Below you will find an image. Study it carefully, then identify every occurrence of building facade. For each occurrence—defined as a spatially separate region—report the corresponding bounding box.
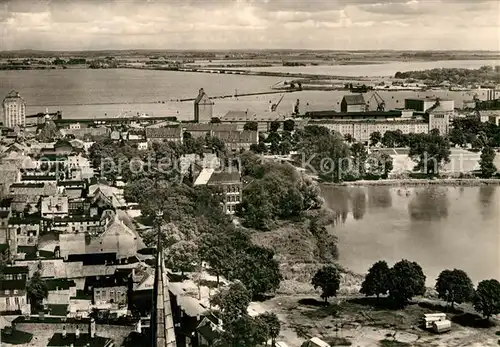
[2,91,26,128]
[194,88,214,123]
[341,94,366,113]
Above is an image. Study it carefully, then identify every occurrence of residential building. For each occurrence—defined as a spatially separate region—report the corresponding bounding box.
[59,216,138,259]
[44,278,77,306]
[61,127,110,141]
[221,110,288,132]
[207,171,242,215]
[212,130,258,152]
[194,88,214,123]
[196,315,224,347]
[41,196,69,219]
[183,123,238,138]
[194,169,242,215]
[145,127,183,144]
[0,265,30,314]
[85,272,130,306]
[2,90,26,128]
[341,94,366,113]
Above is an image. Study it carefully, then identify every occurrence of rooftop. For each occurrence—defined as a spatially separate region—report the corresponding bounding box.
[207,171,240,185]
[342,94,366,105]
[47,333,114,347]
[145,127,182,139]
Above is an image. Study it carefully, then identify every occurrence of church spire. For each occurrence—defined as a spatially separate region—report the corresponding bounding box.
[151,210,176,347]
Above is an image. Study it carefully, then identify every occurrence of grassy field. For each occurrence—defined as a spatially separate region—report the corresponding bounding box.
[254,294,499,347]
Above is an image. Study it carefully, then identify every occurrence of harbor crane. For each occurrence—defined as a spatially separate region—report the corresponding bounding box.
[367,91,386,111]
[270,94,284,112]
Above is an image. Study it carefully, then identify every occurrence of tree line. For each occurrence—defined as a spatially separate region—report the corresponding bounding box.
[312,260,500,320]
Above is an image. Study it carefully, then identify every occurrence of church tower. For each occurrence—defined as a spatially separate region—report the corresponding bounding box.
[151,211,176,347]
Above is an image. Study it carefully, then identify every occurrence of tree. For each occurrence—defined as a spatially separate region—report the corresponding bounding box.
[165,241,198,276]
[387,260,426,307]
[270,121,280,133]
[479,146,497,178]
[232,246,282,298]
[210,281,251,323]
[360,261,390,299]
[283,119,295,132]
[408,132,451,175]
[344,133,354,143]
[244,121,258,131]
[435,269,474,308]
[351,142,368,176]
[257,312,281,347]
[311,265,341,303]
[219,315,268,347]
[369,131,382,146]
[27,271,48,311]
[473,279,500,320]
[198,233,231,286]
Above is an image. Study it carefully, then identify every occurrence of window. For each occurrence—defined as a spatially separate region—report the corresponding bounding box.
[13,289,18,294]
[5,289,10,295]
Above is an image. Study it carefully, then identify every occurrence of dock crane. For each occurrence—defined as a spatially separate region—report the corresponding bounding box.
[270,94,284,112]
[367,91,386,111]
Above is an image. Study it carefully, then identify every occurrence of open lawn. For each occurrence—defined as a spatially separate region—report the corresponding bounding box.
[252,295,499,347]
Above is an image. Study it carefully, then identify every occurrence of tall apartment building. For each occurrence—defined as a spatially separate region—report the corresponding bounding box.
[2,91,26,128]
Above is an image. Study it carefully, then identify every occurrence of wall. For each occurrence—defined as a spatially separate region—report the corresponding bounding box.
[13,321,135,346]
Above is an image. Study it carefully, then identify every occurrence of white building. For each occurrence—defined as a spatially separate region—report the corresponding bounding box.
[2,90,26,128]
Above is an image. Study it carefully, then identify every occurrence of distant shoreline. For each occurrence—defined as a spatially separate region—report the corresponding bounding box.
[327,178,500,187]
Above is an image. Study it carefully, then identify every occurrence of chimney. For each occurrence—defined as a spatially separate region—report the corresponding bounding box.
[75,326,80,339]
[62,326,67,338]
[89,318,96,338]
[199,88,204,96]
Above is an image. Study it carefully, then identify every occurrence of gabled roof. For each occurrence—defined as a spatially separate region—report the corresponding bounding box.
[194,88,213,105]
[207,171,240,185]
[342,94,366,105]
[145,127,182,139]
[212,130,258,144]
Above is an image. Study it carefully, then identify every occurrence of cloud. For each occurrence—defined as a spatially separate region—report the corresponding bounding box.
[0,0,497,50]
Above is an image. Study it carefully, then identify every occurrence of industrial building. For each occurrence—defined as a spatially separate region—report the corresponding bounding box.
[2,90,26,128]
[193,88,213,123]
[305,96,453,143]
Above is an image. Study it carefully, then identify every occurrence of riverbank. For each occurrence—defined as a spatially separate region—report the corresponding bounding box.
[329,178,500,187]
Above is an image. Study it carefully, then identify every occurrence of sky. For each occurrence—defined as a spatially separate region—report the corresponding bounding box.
[0,0,499,51]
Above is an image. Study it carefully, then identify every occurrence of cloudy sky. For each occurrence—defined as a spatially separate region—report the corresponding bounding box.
[0,0,498,51]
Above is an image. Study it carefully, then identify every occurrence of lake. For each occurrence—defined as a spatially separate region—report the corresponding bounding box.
[321,185,500,286]
[0,59,498,119]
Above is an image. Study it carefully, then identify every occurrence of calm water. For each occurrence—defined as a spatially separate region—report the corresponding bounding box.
[321,185,500,286]
[0,59,497,119]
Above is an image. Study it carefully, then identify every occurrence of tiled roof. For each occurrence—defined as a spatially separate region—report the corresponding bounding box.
[183,123,237,133]
[194,88,213,105]
[59,217,137,259]
[207,171,240,185]
[2,266,29,275]
[10,182,57,196]
[85,272,129,289]
[145,127,182,139]
[342,94,366,105]
[212,130,258,144]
